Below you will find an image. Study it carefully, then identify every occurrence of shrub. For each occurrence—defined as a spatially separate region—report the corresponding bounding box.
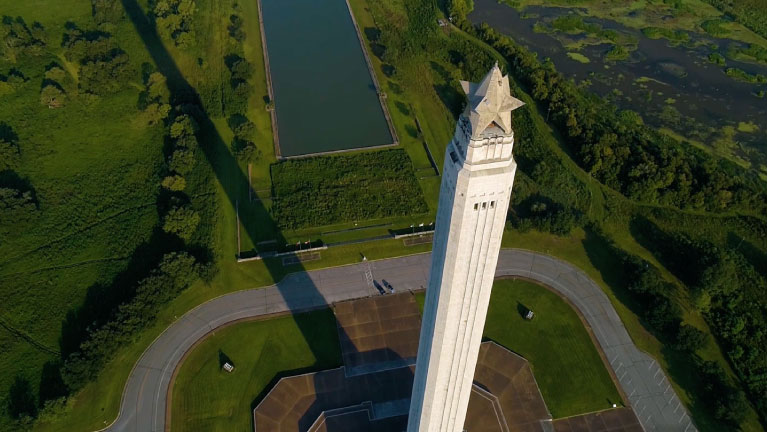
[271,149,428,229]
[673,323,707,352]
[0,187,36,223]
[0,138,19,171]
[40,84,66,108]
[91,0,124,24]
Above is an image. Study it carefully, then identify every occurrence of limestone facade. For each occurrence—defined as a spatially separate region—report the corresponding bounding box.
[407,63,524,432]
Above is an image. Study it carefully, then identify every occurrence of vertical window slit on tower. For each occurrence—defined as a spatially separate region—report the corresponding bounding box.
[490,201,495,208]
[473,203,478,210]
[482,202,487,209]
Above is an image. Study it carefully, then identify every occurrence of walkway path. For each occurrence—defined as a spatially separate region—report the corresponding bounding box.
[104,250,695,432]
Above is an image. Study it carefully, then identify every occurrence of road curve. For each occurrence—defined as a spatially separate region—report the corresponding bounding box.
[103,249,695,432]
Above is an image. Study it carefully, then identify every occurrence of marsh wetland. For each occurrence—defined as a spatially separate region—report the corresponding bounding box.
[469,0,767,174]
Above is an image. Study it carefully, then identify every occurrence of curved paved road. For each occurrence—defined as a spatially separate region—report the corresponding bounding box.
[104,249,695,432]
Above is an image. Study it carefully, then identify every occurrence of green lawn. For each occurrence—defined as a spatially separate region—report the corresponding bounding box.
[484,278,621,417]
[170,309,341,431]
[416,278,622,418]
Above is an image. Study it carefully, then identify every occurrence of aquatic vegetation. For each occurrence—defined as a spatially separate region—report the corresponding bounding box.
[566,51,590,63]
[708,52,726,66]
[604,44,629,61]
[725,67,767,84]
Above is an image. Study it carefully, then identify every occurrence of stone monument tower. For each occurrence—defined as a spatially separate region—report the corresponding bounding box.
[407,63,524,432]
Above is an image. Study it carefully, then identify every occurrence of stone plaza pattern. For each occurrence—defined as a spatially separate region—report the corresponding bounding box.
[407,63,526,432]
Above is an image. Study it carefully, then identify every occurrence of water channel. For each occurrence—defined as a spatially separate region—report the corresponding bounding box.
[468,0,767,169]
[260,0,393,157]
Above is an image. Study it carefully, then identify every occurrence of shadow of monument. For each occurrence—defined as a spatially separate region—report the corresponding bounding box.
[117,0,337,387]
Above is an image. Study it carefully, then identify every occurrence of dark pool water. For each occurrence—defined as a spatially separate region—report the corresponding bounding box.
[261,0,392,157]
[469,0,767,165]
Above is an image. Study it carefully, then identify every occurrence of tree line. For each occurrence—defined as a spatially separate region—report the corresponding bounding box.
[590,224,752,427]
[222,5,259,162]
[632,218,767,425]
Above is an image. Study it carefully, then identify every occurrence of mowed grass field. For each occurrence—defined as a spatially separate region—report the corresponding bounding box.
[484,278,621,418]
[169,309,341,432]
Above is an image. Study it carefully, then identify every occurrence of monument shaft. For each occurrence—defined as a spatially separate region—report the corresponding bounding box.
[408,64,524,432]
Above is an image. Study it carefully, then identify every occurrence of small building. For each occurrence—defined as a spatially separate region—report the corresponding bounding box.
[525,310,535,320]
[223,362,235,373]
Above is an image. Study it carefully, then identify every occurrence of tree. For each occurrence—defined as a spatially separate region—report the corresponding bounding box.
[170,114,198,138]
[91,0,124,24]
[144,102,170,125]
[152,0,197,46]
[146,72,169,103]
[44,65,67,83]
[673,323,707,352]
[7,375,37,419]
[78,51,132,95]
[158,251,199,288]
[161,175,186,191]
[169,148,195,174]
[232,137,259,161]
[226,55,252,81]
[162,206,200,240]
[0,138,19,171]
[40,84,66,108]
[174,133,198,150]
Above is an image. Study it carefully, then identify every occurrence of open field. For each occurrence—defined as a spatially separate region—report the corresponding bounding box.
[0,1,164,428]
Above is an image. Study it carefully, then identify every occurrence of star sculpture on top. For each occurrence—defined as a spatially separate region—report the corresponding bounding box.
[460,62,525,138]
